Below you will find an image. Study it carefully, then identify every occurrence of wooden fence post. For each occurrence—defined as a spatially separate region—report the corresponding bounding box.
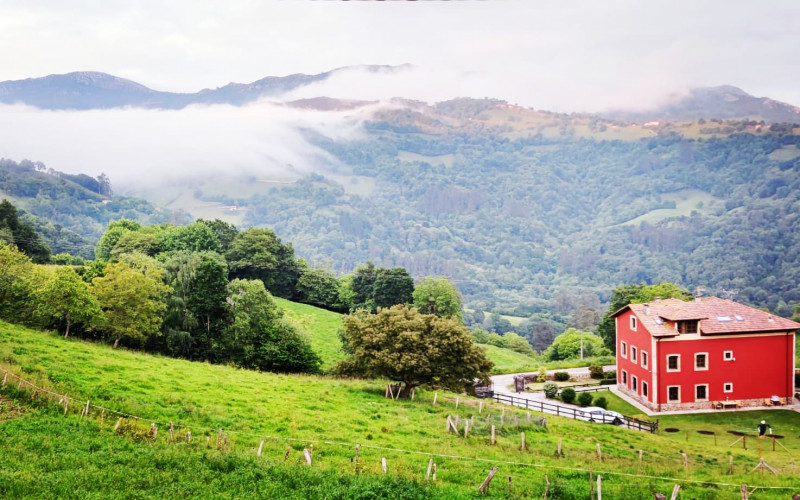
[491,425,496,445]
[477,466,498,494]
[169,422,175,443]
[464,420,470,438]
[187,431,191,443]
[527,411,531,423]
[589,470,594,500]
[596,443,602,461]
[456,397,459,409]
[670,484,680,500]
[1,372,6,387]
[479,401,483,413]
[382,457,387,474]
[639,449,643,464]
[303,448,312,465]
[681,453,688,469]
[556,438,562,457]
[99,409,105,429]
[426,458,434,482]
[411,388,415,401]
[83,400,90,418]
[597,475,602,500]
[284,446,291,462]
[740,484,748,500]
[217,429,223,449]
[432,463,437,481]
[508,476,513,495]
[257,440,264,456]
[729,456,734,474]
[520,432,526,451]
[354,444,360,471]
[113,418,122,431]
[63,395,69,415]
[543,474,550,500]
[433,392,437,405]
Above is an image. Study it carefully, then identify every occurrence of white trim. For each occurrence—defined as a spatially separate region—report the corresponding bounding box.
[723,350,733,361]
[651,337,658,404]
[694,383,709,402]
[723,382,733,393]
[667,385,680,402]
[631,346,638,363]
[641,350,648,369]
[620,341,627,359]
[694,352,709,371]
[666,354,680,372]
[630,315,637,331]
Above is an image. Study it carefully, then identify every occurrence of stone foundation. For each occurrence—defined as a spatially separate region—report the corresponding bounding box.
[618,385,788,412]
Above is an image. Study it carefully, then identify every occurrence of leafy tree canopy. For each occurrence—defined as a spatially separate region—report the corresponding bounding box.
[544,328,607,361]
[412,276,463,321]
[337,305,493,397]
[37,266,102,338]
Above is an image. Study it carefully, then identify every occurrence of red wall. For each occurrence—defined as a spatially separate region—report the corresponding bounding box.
[616,309,654,403]
[656,332,794,405]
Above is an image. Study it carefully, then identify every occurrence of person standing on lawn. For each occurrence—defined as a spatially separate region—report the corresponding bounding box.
[757,420,772,439]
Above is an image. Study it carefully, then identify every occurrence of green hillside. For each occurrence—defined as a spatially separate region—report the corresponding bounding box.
[275,297,345,371]
[2,321,799,498]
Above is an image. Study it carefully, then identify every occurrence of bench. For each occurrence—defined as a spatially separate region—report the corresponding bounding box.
[764,397,789,406]
[713,400,740,409]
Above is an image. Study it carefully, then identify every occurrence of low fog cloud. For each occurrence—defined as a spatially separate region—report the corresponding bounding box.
[0,101,375,190]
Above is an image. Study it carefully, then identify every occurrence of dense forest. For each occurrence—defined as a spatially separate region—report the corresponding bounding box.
[202,101,800,320]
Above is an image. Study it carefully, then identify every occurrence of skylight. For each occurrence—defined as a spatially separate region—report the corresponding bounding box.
[716,315,732,322]
[734,314,744,321]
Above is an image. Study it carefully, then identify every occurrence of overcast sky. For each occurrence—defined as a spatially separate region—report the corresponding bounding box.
[1,1,799,112]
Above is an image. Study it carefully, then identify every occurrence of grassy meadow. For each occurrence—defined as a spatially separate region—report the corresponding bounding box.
[2,321,800,498]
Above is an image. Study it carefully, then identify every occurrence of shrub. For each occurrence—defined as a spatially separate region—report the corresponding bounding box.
[603,370,616,380]
[560,387,576,404]
[599,379,616,386]
[543,381,559,398]
[594,396,608,409]
[554,371,569,381]
[577,392,593,407]
[588,365,604,379]
[536,366,548,383]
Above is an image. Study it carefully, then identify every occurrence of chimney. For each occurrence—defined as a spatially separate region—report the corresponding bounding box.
[644,303,650,316]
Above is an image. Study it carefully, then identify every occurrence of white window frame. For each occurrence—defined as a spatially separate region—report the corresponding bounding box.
[621,370,627,385]
[641,350,648,369]
[632,375,638,393]
[667,385,680,402]
[694,352,709,371]
[724,382,733,393]
[723,350,733,361]
[631,346,638,363]
[630,315,637,331]
[695,384,709,402]
[666,354,680,373]
[642,381,649,398]
[620,341,627,359]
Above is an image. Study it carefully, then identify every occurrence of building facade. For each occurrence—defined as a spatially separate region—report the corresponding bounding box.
[613,297,799,411]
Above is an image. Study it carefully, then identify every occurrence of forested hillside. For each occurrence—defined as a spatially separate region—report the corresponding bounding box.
[0,158,179,257]
[211,100,800,318]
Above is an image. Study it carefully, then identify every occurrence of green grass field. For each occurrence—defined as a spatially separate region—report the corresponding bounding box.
[274,297,345,371]
[2,321,800,498]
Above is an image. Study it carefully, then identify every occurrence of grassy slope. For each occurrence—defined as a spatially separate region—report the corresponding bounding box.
[2,321,800,498]
[479,345,539,374]
[274,298,345,371]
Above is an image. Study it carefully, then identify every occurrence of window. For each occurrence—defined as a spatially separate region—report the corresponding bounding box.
[620,342,627,358]
[630,316,637,331]
[724,383,733,393]
[642,381,649,398]
[677,320,698,333]
[631,346,638,363]
[667,354,680,372]
[641,351,648,369]
[668,386,680,402]
[622,370,627,384]
[695,353,708,371]
[632,375,638,392]
[724,351,733,361]
[695,384,708,402]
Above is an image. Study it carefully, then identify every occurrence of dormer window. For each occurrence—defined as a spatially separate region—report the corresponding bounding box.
[677,320,698,334]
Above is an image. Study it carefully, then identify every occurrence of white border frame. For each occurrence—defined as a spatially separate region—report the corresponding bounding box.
[620,341,627,359]
[631,346,638,363]
[724,382,733,393]
[694,352,709,371]
[667,385,680,402]
[641,350,648,369]
[666,354,680,372]
[694,383,709,402]
[630,315,637,331]
[723,350,733,361]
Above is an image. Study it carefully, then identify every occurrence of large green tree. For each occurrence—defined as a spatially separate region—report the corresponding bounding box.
[0,242,43,322]
[412,276,463,321]
[296,265,343,311]
[38,266,102,338]
[596,283,692,352]
[92,261,172,348]
[224,279,320,373]
[373,267,415,309]
[0,199,50,263]
[338,305,493,398]
[544,328,607,361]
[226,228,299,298]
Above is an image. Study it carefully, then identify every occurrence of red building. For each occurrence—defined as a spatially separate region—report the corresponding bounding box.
[613,297,799,411]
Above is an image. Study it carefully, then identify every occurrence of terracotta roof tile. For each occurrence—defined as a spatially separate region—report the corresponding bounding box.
[617,297,800,337]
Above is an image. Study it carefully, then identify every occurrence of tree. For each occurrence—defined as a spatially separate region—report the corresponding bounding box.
[350,262,377,310]
[596,283,692,352]
[155,222,222,254]
[92,261,172,348]
[373,267,415,309]
[226,228,299,298]
[544,328,606,361]
[0,199,50,263]
[95,219,141,261]
[37,267,102,338]
[197,219,238,252]
[223,279,320,373]
[412,277,463,321]
[296,266,343,311]
[0,242,43,322]
[337,305,493,398]
[503,332,536,356]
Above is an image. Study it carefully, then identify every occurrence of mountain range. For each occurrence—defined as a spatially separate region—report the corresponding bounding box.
[1,67,800,124]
